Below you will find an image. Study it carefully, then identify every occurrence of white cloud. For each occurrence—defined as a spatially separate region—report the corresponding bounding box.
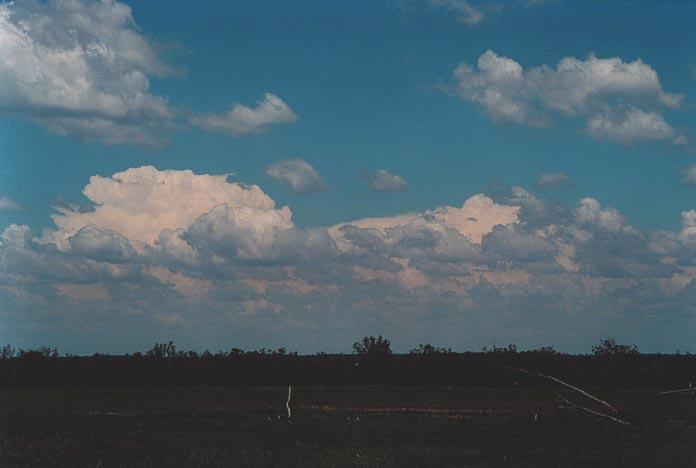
[679,210,696,246]
[332,194,520,245]
[371,170,406,192]
[47,165,279,247]
[452,50,685,145]
[40,164,334,267]
[0,0,176,145]
[0,2,300,144]
[265,159,326,194]
[191,93,297,136]
[574,198,625,234]
[587,108,681,145]
[0,196,21,211]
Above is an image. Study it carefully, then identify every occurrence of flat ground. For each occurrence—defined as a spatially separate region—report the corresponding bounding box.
[2,386,696,467]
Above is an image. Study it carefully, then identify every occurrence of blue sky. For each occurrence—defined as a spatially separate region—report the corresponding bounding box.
[1,0,696,354]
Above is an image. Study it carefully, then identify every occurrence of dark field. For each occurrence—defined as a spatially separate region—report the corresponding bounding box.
[2,386,696,467]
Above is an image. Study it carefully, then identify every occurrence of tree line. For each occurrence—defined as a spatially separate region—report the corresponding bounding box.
[0,336,639,360]
[2,336,692,388]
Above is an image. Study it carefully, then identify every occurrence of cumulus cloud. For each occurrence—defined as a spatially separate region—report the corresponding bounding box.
[190,93,297,136]
[587,108,682,145]
[370,170,407,192]
[574,197,625,234]
[482,224,557,263]
[31,164,333,267]
[0,196,21,211]
[183,204,334,264]
[0,0,177,145]
[679,210,696,247]
[452,50,686,146]
[265,159,326,194]
[496,186,552,226]
[47,165,278,247]
[536,173,571,189]
[332,194,520,245]
[0,223,140,284]
[7,165,696,353]
[0,2,296,145]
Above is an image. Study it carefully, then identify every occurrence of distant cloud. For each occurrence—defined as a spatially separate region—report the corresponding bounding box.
[429,0,483,25]
[523,0,556,6]
[265,159,326,194]
[0,0,177,145]
[684,165,696,186]
[536,172,571,189]
[451,50,686,147]
[0,196,21,211]
[370,170,407,192]
[191,93,297,136]
[422,0,556,26]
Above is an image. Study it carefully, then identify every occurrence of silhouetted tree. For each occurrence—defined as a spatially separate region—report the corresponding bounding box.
[410,343,452,355]
[483,344,518,354]
[353,335,392,356]
[146,341,177,359]
[1,344,15,359]
[18,346,57,359]
[592,338,638,356]
[528,346,559,355]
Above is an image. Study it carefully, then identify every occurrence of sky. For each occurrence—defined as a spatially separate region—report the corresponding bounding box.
[1,0,696,354]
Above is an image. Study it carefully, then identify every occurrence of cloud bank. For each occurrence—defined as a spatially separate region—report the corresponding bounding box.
[5,166,696,353]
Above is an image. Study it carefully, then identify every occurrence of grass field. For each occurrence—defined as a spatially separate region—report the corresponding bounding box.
[2,386,696,467]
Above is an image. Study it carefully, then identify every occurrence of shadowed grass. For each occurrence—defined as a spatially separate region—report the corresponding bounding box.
[2,386,696,467]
